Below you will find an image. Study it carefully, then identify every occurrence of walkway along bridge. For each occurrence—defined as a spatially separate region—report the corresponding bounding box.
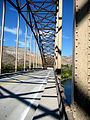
[0,0,90,120]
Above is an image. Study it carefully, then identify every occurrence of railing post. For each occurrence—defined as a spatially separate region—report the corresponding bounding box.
[15,0,20,72]
[24,11,28,71]
[0,0,6,74]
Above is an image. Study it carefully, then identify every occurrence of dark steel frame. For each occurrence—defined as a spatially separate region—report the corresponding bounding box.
[6,0,56,67]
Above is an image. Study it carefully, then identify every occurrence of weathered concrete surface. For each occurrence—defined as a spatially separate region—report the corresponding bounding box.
[0,70,51,120]
[73,0,90,119]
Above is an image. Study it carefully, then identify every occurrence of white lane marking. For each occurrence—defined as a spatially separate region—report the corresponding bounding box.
[30,75,48,78]
[20,71,51,120]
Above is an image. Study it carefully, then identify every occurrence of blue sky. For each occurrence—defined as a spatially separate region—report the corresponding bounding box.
[0,0,38,53]
[0,0,73,56]
[62,0,73,56]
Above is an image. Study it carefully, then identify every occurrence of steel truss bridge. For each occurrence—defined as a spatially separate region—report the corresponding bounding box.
[0,0,90,120]
[7,0,56,67]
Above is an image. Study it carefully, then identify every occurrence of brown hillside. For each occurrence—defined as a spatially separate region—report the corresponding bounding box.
[1,47,72,66]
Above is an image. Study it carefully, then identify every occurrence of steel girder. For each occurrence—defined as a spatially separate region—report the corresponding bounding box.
[6,0,56,67]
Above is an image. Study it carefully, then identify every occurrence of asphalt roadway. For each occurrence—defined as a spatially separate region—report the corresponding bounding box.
[0,70,52,120]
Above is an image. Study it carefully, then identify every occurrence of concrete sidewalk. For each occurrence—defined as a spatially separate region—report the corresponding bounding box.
[32,71,60,120]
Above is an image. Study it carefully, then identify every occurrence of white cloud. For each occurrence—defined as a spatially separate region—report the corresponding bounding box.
[3,39,6,42]
[14,40,24,47]
[26,40,30,48]
[4,27,22,35]
[0,26,22,35]
[9,7,17,12]
[14,39,30,48]
[19,41,25,47]
[26,34,31,39]
[62,35,70,39]
[23,33,31,39]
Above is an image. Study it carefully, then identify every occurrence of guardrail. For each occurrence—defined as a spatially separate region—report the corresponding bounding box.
[54,71,68,120]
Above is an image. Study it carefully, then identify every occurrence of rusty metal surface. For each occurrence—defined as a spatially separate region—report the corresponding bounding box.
[6,0,56,67]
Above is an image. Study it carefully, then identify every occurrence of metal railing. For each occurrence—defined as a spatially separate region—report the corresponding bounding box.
[54,71,68,120]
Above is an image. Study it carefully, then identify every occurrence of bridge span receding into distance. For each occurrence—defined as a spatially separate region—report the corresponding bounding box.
[0,69,69,120]
[0,0,90,120]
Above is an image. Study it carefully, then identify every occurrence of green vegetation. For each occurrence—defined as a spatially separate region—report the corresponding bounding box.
[61,64,72,81]
[17,64,24,71]
[31,63,33,70]
[2,63,34,73]
[2,63,15,73]
[2,63,72,80]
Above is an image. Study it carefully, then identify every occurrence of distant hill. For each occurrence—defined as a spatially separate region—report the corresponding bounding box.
[2,46,40,66]
[61,56,72,65]
[1,46,72,66]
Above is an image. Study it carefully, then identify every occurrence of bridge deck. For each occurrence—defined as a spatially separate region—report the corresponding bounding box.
[0,70,59,120]
[33,70,59,120]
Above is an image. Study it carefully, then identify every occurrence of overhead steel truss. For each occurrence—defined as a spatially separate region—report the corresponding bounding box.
[6,0,56,67]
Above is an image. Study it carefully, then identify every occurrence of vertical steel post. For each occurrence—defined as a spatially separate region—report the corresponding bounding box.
[36,44,37,68]
[24,11,28,71]
[37,34,39,68]
[37,52,38,68]
[39,55,41,68]
[34,39,36,68]
[15,0,20,72]
[54,0,59,71]
[38,54,40,68]
[34,28,37,69]
[54,0,62,79]
[40,55,42,68]
[37,52,39,68]
[0,0,6,74]
[33,37,35,69]
[29,30,32,69]
[57,0,62,79]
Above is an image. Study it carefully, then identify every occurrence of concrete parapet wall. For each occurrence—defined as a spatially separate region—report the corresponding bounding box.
[72,0,90,119]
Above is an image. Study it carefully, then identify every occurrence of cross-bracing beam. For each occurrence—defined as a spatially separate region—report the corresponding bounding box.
[1,0,56,71]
